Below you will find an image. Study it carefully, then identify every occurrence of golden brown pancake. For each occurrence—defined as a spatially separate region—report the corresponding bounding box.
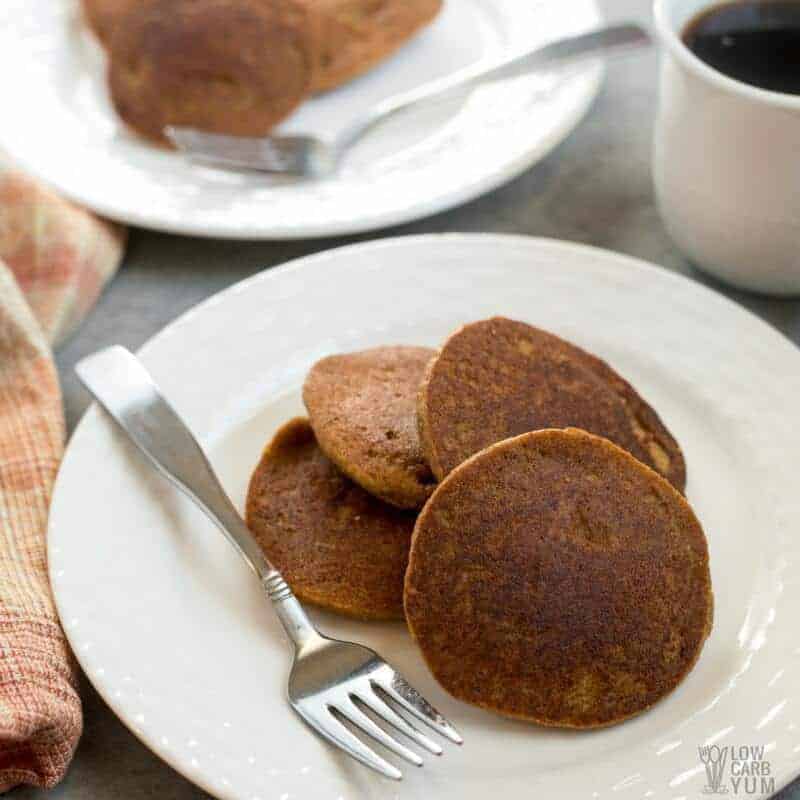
[107,0,316,144]
[246,418,415,620]
[404,428,713,728]
[306,0,443,92]
[81,0,135,46]
[303,346,436,509]
[418,317,686,490]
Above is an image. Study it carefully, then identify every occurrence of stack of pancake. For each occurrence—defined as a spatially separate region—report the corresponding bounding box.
[81,0,443,144]
[246,317,714,729]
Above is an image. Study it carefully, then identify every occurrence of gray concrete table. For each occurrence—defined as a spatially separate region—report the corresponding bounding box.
[16,0,800,797]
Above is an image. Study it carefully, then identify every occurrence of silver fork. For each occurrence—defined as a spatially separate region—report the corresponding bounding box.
[165,22,650,177]
[76,346,462,781]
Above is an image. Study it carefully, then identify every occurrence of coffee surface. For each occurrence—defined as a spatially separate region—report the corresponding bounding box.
[683,1,800,95]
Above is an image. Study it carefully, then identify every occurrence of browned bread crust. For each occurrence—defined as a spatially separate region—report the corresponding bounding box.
[305,0,443,92]
[107,0,316,143]
[246,418,416,620]
[404,428,713,728]
[303,346,436,509]
[418,317,687,491]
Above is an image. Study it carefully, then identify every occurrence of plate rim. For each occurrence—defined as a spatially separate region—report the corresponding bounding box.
[50,234,800,798]
[89,233,800,361]
[10,71,604,240]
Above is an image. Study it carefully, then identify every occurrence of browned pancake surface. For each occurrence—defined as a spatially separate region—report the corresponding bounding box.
[246,418,415,620]
[303,346,436,509]
[108,0,315,144]
[307,0,443,92]
[404,428,712,728]
[418,317,686,490]
[82,0,136,46]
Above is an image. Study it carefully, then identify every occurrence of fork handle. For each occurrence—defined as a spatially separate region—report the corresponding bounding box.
[335,23,650,153]
[75,346,320,650]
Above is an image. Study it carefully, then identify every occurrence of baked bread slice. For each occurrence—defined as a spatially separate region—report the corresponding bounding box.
[404,428,713,727]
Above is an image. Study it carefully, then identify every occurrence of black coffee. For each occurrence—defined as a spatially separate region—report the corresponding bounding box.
[682,1,800,94]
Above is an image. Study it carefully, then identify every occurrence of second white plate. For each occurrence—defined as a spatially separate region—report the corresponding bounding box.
[0,0,602,239]
[50,235,800,799]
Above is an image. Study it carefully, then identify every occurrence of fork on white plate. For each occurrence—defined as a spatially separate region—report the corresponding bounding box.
[166,22,651,178]
[76,346,462,781]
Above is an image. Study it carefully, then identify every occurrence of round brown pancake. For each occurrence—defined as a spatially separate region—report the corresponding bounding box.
[246,418,415,620]
[107,0,316,144]
[404,428,713,728]
[418,317,686,491]
[303,346,436,509]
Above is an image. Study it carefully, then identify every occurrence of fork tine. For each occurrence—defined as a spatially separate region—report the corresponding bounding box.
[334,699,423,767]
[371,668,463,745]
[164,127,306,174]
[353,688,443,755]
[295,705,402,780]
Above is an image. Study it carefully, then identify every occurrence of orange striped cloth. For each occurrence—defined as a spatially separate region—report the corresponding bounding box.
[0,168,125,791]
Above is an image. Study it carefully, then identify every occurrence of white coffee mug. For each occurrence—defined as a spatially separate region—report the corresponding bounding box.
[653,0,800,295]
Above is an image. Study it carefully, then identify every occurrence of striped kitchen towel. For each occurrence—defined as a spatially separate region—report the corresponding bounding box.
[0,168,125,791]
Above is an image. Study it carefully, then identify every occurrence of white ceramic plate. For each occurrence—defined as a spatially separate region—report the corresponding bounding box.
[50,235,800,799]
[0,0,603,239]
